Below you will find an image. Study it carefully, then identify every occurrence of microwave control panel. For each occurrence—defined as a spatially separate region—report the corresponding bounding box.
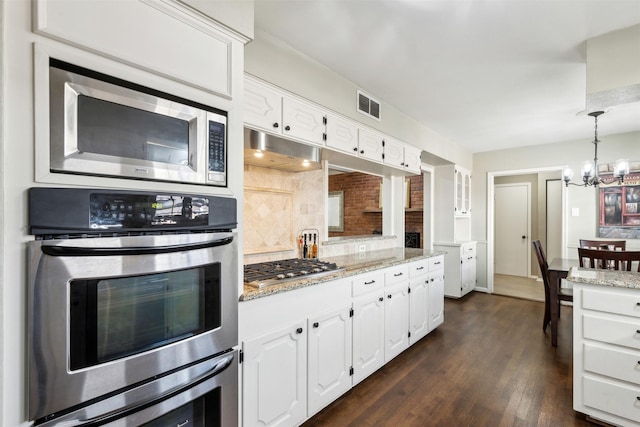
[207,120,226,186]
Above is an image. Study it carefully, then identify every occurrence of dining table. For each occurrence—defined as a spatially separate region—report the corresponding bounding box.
[547,257,580,346]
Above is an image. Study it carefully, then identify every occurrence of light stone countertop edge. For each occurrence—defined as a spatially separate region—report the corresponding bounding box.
[240,248,448,302]
[567,266,640,290]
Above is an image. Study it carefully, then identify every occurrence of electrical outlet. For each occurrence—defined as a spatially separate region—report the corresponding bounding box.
[358,244,366,253]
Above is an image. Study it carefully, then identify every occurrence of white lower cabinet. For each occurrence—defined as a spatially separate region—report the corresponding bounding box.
[573,283,640,427]
[434,241,476,298]
[241,256,446,426]
[243,322,307,427]
[352,291,385,385]
[307,306,353,416]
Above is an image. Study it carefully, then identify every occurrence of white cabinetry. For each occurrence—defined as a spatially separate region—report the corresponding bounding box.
[428,256,445,330]
[244,77,326,146]
[352,271,385,385]
[357,128,385,163]
[324,114,359,154]
[434,164,472,242]
[243,322,307,427]
[307,306,353,417]
[434,241,476,298]
[383,264,410,362]
[573,283,640,427]
[408,260,430,344]
[455,167,471,216]
[383,138,422,174]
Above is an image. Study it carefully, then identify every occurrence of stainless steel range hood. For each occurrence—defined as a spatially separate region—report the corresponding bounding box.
[244,128,322,172]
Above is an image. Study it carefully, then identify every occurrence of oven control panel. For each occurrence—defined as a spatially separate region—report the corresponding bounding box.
[29,188,238,237]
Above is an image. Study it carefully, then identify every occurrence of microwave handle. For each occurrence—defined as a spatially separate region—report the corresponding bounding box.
[40,235,234,257]
[73,352,235,426]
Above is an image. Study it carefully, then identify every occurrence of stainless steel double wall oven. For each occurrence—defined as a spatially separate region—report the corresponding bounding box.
[27,188,238,426]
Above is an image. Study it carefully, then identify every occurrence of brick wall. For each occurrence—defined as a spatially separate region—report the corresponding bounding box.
[328,173,424,248]
[328,172,382,237]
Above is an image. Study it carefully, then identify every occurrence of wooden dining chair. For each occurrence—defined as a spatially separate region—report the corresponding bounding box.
[532,240,573,332]
[578,247,640,272]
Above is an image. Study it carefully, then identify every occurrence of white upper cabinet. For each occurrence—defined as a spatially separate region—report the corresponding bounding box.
[244,77,325,146]
[244,77,283,132]
[282,97,326,146]
[358,129,385,163]
[324,114,359,154]
[383,138,422,174]
[455,166,471,216]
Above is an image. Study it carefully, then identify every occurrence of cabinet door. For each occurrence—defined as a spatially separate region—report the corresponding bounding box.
[243,322,307,427]
[357,129,384,162]
[409,278,429,344]
[463,172,471,214]
[384,283,410,362]
[282,97,326,146]
[455,168,464,215]
[382,137,404,168]
[244,78,283,132]
[460,249,476,296]
[325,114,359,154]
[403,145,422,173]
[429,274,445,331]
[308,306,353,417]
[352,292,385,385]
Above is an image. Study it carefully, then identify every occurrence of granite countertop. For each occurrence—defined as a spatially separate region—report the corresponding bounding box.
[240,247,447,301]
[567,266,640,289]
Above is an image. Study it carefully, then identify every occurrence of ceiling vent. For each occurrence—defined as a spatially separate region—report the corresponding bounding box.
[357,90,381,121]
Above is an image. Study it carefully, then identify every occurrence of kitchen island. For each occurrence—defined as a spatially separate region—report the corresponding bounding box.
[239,247,446,427]
[568,267,640,427]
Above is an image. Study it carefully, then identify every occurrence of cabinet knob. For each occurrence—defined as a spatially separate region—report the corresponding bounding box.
[379,297,384,302]
[353,147,358,152]
[313,322,319,328]
[273,122,279,128]
[360,150,364,154]
[296,327,303,334]
[285,125,291,131]
[387,294,392,299]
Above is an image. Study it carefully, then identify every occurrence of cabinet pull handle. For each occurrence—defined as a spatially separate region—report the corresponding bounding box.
[434,261,441,265]
[416,266,425,270]
[636,302,640,306]
[379,297,384,302]
[285,125,291,131]
[636,330,640,334]
[313,322,319,328]
[353,147,358,152]
[360,150,364,154]
[394,272,403,277]
[296,327,303,334]
[431,278,434,282]
[388,294,392,299]
[364,280,376,285]
[273,122,279,128]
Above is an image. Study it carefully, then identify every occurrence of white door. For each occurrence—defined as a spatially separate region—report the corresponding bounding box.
[307,306,352,417]
[495,183,530,277]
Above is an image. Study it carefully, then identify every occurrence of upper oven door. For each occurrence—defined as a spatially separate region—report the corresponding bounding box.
[28,232,238,422]
[48,60,227,186]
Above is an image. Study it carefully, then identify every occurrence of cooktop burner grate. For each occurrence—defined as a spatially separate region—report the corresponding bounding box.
[244,258,343,288]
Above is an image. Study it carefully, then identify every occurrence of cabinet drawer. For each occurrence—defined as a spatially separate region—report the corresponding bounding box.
[408,260,429,278]
[352,272,384,297]
[583,288,640,318]
[583,376,640,423]
[461,244,475,256]
[385,265,409,287]
[583,314,640,350]
[584,343,640,386]
[429,256,444,273]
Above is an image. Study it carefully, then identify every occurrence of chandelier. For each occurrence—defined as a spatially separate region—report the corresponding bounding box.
[562,111,629,187]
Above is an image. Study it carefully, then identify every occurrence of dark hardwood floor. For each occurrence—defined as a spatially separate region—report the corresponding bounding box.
[303,292,591,427]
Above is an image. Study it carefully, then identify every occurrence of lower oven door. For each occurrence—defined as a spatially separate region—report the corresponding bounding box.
[28,233,238,422]
[36,349,238,427]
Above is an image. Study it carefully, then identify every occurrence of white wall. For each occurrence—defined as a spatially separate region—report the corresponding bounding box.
[244,29,473,169]
[472,131,640,288]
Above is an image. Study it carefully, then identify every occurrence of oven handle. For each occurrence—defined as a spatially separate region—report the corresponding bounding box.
[77,352,235,426]
[40,235,234,257]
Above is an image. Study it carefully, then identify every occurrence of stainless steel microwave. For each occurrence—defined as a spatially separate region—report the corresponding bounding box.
[49,59,227,186]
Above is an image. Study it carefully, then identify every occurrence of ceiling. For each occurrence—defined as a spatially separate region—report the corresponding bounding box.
[253,0,640,154]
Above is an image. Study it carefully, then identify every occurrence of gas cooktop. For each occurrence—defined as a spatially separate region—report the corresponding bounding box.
[244,258,344,289]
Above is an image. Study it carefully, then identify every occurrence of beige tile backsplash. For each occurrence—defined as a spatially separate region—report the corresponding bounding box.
[243,164,325,264]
